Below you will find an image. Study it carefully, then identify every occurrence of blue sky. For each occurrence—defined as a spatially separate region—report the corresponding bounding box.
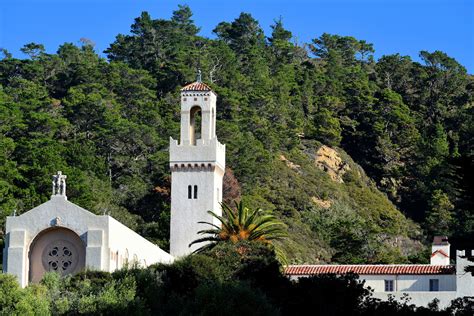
[1,0,473,73]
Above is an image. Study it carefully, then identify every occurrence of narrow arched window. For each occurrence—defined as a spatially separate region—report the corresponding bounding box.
[190,106,202,145]
[194,185,198,199]
[188,185,192,199]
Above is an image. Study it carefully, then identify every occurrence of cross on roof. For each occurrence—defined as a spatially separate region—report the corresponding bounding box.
[52,171,67,197]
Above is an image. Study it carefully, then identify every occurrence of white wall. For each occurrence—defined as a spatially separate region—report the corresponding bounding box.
[290,273,458,309]
[456,250,474,298]
[431,244,450,265]
[169,137,226,172]
[169,166,224,257]
[179,91,217,145]
[361,274,456,292]
[107,217,173,270]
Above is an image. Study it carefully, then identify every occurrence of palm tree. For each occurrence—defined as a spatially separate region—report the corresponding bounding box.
[189,201,288,262]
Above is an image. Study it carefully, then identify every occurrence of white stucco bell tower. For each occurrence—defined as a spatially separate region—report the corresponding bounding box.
[169,79,225,257]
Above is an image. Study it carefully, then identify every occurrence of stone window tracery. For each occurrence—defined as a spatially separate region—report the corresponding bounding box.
[42,240,78,275]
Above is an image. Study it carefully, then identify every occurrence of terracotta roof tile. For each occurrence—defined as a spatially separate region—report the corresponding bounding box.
[181,81,212,92]
[285,264,455,276]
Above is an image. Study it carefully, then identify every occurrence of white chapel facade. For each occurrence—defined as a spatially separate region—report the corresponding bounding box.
[2,172,173,288]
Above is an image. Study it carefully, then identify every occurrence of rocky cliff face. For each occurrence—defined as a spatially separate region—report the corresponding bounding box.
[314,145,350,183]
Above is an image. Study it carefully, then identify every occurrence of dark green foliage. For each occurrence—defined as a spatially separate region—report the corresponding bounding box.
[40,271,139,315]
[182,282,277,316]
[282,273,370,315]
[110,242,282,315]
[444,297,474,316]
[0,5,472,264]
[313,108,342,146]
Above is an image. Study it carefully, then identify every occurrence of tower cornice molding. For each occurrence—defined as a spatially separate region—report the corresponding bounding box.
[181,92,212,97]
[169,162,224,174]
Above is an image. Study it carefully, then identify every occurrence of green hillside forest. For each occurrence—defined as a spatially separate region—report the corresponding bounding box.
[0,6,473,265]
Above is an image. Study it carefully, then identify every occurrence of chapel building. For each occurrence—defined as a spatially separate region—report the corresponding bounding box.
[2,79,223,286]
[2,171,173,288]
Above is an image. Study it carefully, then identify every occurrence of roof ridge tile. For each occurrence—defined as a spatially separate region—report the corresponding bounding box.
[285,264,455,275]
[181,81,212,92]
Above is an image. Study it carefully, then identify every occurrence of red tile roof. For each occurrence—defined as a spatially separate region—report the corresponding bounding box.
[181,81,212,92]
[285,264,455,276]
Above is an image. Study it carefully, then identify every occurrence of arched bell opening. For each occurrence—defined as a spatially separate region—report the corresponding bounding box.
[28,227,86,283]
[190,106,202,145]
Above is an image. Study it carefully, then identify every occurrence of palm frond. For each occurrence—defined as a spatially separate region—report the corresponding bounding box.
[192,242,217,254]
[189,236,221,247]
[273,244,288,266]
[197,221,221,230]
[243,208,261,229]
[196,228,221,235]
[189,201,289,258]
[206,210,234,233]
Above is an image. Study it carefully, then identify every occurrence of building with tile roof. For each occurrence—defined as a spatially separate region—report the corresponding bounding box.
[285,237,474,309]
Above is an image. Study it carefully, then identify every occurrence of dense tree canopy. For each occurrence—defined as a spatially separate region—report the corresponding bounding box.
[0,5,472,264]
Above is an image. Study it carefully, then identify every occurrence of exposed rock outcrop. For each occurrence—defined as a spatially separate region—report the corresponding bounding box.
[311,196,332,209]
[314,145,350,183]
[279,154,301,171]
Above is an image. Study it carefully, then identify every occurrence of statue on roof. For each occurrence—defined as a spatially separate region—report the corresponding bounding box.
[52,171,67,197]
[196,68,202,82]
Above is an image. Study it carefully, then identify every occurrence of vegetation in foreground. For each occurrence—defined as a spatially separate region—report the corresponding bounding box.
[1,242,473,316]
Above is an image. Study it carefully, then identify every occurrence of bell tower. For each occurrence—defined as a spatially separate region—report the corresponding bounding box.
[169,79,225,257]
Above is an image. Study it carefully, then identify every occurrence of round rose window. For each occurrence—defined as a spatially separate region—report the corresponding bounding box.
[41,240,78,275]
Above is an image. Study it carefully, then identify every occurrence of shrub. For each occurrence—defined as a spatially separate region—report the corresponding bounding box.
[41,271,138,315]
[281,273,370,315]
[0,273,49,315]
[183,281,278,316]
